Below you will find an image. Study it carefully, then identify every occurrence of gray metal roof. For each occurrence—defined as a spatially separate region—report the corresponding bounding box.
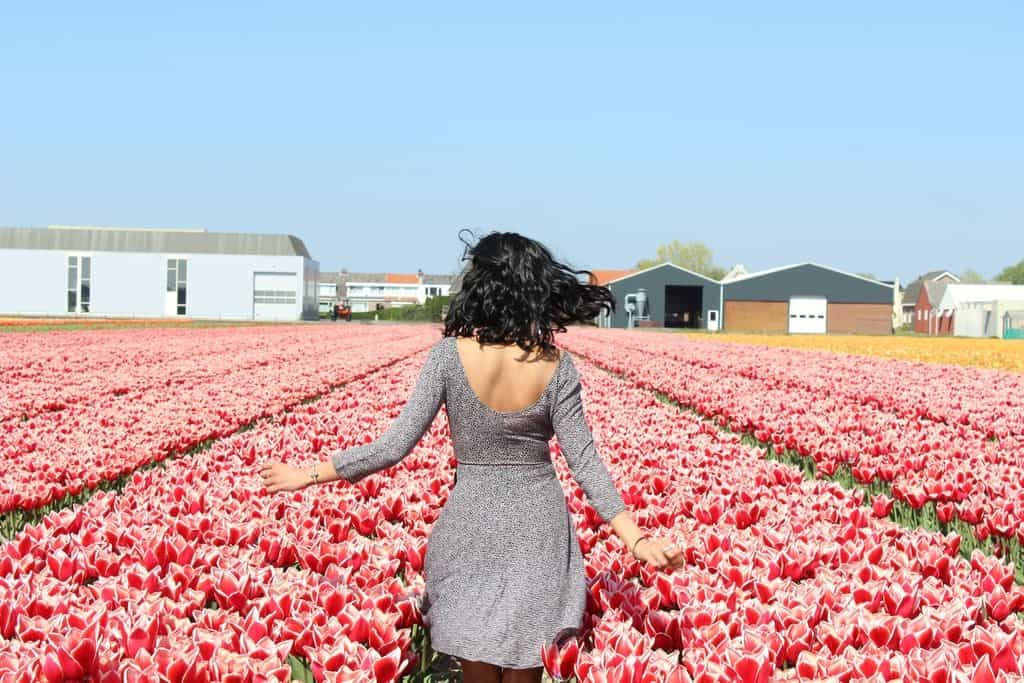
[724,263,893,304]
[605,261,722,286]
[0,226,311,258]
[922,280,949,306]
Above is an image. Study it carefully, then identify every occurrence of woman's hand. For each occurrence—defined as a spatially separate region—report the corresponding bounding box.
[260,461,310,493]
[632,536,684,570]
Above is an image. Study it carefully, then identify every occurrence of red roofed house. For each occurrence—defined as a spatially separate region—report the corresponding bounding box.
[914,280,951,334]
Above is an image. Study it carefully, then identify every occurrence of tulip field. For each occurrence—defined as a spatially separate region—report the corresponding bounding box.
[0,324,1023,681]
[558,328,1024,575]
[0,325,433,530]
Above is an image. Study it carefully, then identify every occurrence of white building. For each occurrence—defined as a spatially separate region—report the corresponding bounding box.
[932,283,1024,337]
[0,225,320,321]
[317,281,339,314]
[318,270,454,313]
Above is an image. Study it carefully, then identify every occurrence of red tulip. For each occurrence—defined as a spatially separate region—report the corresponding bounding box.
[542,636,580,680]
[871,494,894,518]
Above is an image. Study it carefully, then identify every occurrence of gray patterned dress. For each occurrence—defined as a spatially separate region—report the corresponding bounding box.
[331,335,627,669]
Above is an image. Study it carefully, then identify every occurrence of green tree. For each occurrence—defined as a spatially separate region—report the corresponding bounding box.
[636,240,724,280]
[959,269,987,284]
[706,265,728,281]
[994,259,1024,284]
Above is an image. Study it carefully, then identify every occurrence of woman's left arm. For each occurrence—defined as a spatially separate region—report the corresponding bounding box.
[261,339,447,492]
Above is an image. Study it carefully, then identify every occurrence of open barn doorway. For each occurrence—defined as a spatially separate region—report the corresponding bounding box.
[664,285,703,328]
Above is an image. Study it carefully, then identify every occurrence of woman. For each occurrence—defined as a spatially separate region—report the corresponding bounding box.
[261,230,684,683]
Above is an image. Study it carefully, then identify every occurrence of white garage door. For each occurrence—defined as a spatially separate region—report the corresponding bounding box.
[253,272,297,321]
[788,297,827,334]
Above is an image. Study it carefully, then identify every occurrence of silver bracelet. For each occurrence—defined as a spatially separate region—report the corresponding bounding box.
[630,534,649,553]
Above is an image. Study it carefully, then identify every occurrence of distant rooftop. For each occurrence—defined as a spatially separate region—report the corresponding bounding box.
[0,225,312,258]
[902,269,960,307]
[588,268,637,285]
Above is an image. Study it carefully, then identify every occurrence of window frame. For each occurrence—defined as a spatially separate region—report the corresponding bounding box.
[167,257,188,316]
[67,253,93,313]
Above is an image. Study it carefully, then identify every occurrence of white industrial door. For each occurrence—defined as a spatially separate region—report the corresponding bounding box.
[253,272,298,320]
[788,297,827,334]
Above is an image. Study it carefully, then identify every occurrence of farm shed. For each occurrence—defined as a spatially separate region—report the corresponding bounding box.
[1005,310,1024,339]
[722,263,895,335]
[0,225,320,321]
[604,263,722,330]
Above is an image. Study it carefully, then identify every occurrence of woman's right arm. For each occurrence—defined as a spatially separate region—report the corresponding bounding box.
[551,352,683,570]
[608,509,681,568]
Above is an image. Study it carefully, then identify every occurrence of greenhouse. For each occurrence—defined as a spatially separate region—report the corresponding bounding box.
[1004,309,1024,339]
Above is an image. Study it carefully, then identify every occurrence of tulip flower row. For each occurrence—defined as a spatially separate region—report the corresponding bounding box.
[0,325,436,516]
[558,328,1024,547]
[616,330,1024,441]
[2,333,1023,681]
[0,324,426,423]
[0,344,458,681]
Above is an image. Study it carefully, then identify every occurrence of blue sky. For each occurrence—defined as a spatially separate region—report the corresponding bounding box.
[1,2,1021,282]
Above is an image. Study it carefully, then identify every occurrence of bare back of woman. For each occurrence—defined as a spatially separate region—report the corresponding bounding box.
[454,337,561,414]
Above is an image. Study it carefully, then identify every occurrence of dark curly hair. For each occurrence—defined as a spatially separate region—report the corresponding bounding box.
[442,230,615,356]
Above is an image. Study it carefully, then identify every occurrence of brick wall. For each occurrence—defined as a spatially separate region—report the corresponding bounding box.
[827,303,892,334]
[724,301,788,332]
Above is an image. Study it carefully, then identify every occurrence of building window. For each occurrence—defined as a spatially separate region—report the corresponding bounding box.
[67,255,91,313]
[67,256,77,313]
[167,258,187,315]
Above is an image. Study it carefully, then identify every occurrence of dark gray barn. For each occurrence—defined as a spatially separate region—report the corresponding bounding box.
[723,263,895,334]
[605,263,722,329]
